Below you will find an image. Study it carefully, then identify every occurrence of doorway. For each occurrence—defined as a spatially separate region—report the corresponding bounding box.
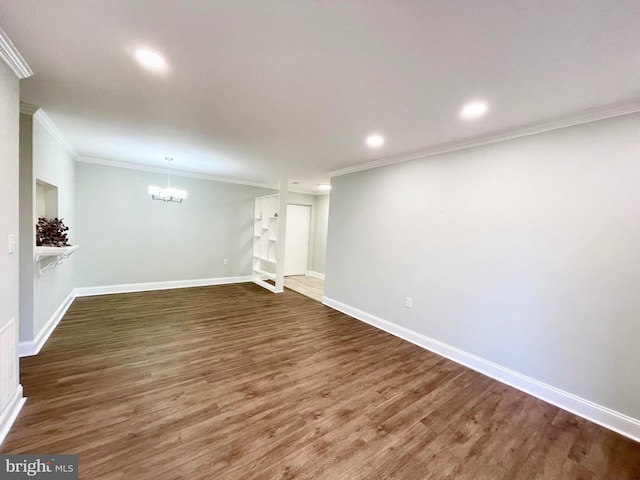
[284,204,310,276]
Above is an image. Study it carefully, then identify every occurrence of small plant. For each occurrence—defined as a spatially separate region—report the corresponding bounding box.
[36,217,70,247]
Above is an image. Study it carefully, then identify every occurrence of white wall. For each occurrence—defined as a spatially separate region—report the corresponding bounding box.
[325,113,640,426]
[312,193,329,274]
[0,57,22,439]
[75,161,275,287]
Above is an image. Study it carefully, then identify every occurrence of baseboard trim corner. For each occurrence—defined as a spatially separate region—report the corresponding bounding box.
[18,341,35,358]
[19,289,76,357]
[0,385,25,447]
[306,271,325,280]
[322,296,640,443]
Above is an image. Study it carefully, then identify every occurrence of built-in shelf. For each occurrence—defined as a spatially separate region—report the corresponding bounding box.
[253,254,276,264]
[253,268,276,279]
[35,245,79,275]
[253,194,280,291]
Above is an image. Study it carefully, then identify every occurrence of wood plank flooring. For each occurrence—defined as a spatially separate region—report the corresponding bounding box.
[2,283,639,479]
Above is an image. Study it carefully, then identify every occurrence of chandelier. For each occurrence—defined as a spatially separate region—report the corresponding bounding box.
[148,157,187,203]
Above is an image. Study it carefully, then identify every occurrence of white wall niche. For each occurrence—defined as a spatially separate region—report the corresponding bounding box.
[35,179,58,220]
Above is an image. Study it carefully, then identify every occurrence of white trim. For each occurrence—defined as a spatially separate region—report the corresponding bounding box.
[306,271,325,280]
[33,109,78,158]
[0,28,33,79]
[19,102,39,115]
[322,296,640,443]
[76,156,321,194]
[76,156,277,190]
[74,276,252,297]
[18,341,34,357]
[0,385,25,447]
[252,278,279,293]
[19,290,76,357]
[330,102,640,178]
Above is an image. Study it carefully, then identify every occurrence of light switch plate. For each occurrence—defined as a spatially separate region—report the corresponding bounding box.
[8,234,16,254]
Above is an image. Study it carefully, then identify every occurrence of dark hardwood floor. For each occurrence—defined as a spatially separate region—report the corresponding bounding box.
[2,283,639,479]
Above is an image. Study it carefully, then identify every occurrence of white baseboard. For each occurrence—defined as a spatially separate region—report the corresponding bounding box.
[306,271,325,280]
[74,276,252,297]
[19,290,76,357]
[0,385,25,447]
[322,296,640,443]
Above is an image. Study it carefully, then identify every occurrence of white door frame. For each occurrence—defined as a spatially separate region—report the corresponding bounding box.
[284,204,311,276]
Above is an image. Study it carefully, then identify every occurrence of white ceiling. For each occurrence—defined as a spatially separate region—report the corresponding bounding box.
[1,0,639,193]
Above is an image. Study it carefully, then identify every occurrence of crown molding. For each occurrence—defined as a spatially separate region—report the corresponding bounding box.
[76,156,278,190]
[33,109,78,158]
[19,102,39,115]
[330,100,640,178]
[76,156,320,193]
[0,28,33,79]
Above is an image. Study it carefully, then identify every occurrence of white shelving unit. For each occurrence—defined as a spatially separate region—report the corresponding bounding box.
[252,194,280,292]
[252,178,288,293]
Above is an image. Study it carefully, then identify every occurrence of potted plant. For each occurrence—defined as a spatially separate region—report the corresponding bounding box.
[36,217,70,247]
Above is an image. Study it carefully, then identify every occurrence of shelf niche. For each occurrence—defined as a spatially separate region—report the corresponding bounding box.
[36,179,58,219]
[34,179,78,276]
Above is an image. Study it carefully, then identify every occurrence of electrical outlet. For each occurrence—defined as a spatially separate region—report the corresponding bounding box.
[405,297,412,308]
[223,259,229,266]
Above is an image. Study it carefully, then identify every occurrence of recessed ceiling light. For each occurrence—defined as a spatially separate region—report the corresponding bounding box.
[366,134,385,148]
[134,48,168,72]
[460,100,488,120]
[318,184,332,191]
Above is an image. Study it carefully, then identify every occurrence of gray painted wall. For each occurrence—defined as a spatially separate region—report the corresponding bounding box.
[75,161,274,287]
[18,113,34,342]
[325,112,640,420]
[0,59,21,415]
[18,111,77,344]
[32,117,77,337]
[312,193,329,274]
